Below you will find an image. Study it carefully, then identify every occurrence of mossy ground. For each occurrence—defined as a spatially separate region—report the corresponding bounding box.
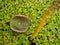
[0,0,60,45]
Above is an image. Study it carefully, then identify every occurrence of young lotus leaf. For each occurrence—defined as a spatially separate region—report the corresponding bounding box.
[10,15,31,33]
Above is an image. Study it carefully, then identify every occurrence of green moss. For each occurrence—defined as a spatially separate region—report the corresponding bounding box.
[0,0,60,45]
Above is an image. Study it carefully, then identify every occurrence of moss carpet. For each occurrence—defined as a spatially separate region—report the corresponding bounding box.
[0,0,60,45]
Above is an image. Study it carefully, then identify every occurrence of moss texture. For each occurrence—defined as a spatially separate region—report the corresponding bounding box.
[0,0,60,45]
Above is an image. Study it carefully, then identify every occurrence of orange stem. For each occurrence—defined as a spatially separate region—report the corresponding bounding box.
[30,1,60,40]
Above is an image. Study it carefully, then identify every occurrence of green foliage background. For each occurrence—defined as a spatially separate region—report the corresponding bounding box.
[0,0,60,45]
